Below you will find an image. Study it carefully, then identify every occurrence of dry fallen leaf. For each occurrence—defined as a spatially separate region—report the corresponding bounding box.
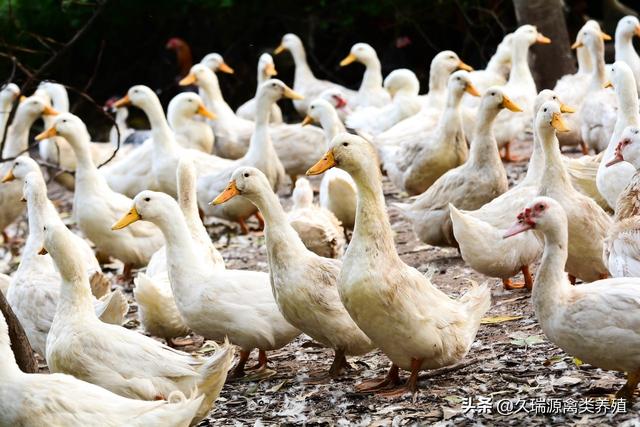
[481,315,523,324]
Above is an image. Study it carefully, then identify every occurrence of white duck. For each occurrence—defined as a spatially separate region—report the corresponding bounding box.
[395,87,517,248]
[603,126,640,277]
[466,33,512,96]
[0,95,57,241]
[196,80,292,233]
[504,196,640,400]
[0,83,20,138]
[303,98,357,229]
[37,113,164,280]
[43,222,234,423]
[113,191,300,377]
[339,42,391,109]
[615,15,640,94]
[596,61,640,209]
[274,33,357,115]
[2,161,128,356]
[373,51,471,150]
[345,68,422,136]
[35,83,130,181]
[535,101,611,282]
[286,177,345,259]
[0,309,207,427]
[200,52,235,75]
[450,91,573,290]
[556,21,610,153]
[167,92,216,153]
[383,70,479,196]
[115,85,231,198]
[579,26,618,154]
[236,53,283,123]
[493,25,551,161]
[212,167,373,376]
[183,64,254,159]
[306,133,491,396]
[134,159,221,345]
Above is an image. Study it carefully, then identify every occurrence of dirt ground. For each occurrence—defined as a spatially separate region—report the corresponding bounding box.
[2,138,639,426]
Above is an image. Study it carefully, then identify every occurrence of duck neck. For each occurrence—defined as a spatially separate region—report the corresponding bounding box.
[428,66,448,98]
[319,111,345,148]
[522,132,545,185]
[155,205,211,281]
[58,273,96,317]
[532,224,571,322]
[538,126,572,191]
[359,57,384,92]
[509,40,535,88]
[437,89,465,144]
[615,28,638,63]
[251,189,309,262]
[142,100,177,155]
[576,45,592,75]
[198,74,224,104]
[4,109,37,158]
[350,164,398,258]
[290,44,315,81]
[245,95,275,160]
[66,130,101,184]
[24,184,53,257]
[467,105,501,166]
[587,44,606,92]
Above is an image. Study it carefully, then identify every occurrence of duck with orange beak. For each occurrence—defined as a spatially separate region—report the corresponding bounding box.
[393,87,521,249]
[306,132,491,398]
[36,112,164,282]
[236,53,284,124]
[533,101,611,283]
[0,94,57,243]
[339,43,391,109]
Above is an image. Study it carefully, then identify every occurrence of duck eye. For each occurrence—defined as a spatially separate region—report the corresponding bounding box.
[543,108,547,112]
[244,173,249,178]
[144,197,150,202]
[490,92,495,96]
[343,142,349,147]
[271,83,277,87]
[538,204,544,210]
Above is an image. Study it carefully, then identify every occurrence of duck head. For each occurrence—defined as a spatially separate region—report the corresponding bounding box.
[606,126,640,168]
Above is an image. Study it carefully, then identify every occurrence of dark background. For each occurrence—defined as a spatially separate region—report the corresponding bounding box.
[0,0,637,136]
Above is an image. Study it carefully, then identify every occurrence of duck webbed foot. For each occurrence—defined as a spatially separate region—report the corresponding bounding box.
[356,364,401,393]
[376,358,423,401]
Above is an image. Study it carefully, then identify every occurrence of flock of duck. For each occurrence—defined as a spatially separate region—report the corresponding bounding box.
[2,15,640,425]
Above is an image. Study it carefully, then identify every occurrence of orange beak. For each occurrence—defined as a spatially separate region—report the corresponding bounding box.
[113,95,131,108]
[536,34,552,44]
[603,81,613,89]
[210,180,240,205]
[600,31,612,41]
[500,95,523,112]
[43,105,58,116]
[307,150,336,175]
[465,83,480,97]
[197,104,216,120]
[179,73,197,86]
[1,169,15,183]
[560,103,575,114]
[457,61,473,71]
[301,115,314,126]
[551,112,570,132]
[571,40,583,49]
[218,62,234,74]
[35,126,57,141]
[274,44,285,55]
